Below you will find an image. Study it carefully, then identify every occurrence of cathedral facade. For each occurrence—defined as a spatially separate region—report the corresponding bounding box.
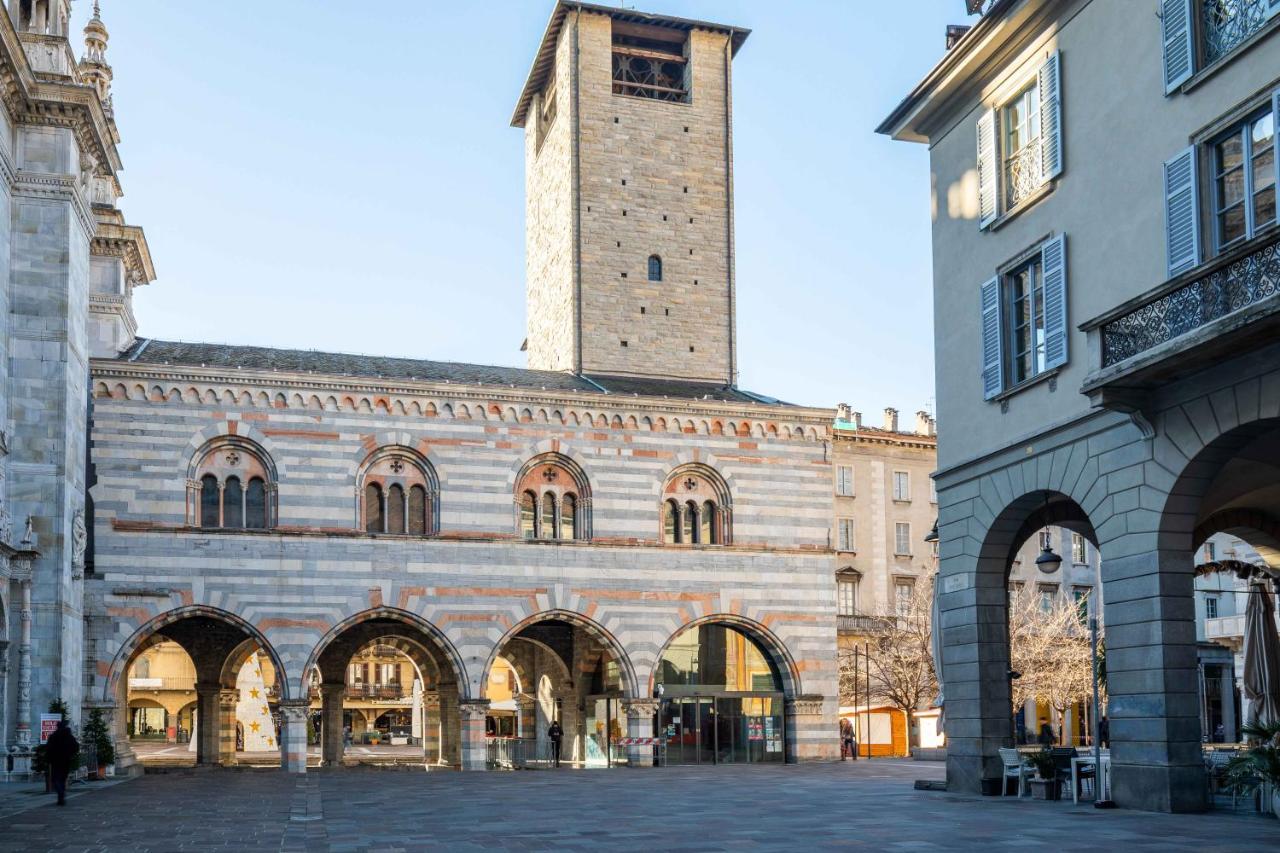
[2,2,840,775]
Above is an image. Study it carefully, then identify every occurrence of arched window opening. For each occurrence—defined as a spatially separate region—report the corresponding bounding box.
[365,483,384,533]
[358,448,438,537]
[661,465,731,546]
[408,485,427,535]
[200,474,219,527]
[541,492,559,540]
[648,254,662,282]
[223,477,243,529]
[520,491,537,539]
[664,499,680,543]
[560,493,577,540]
[387,484,406,534]
[246,478,267,529]
[515,454,590,541]
[190,438,276,530]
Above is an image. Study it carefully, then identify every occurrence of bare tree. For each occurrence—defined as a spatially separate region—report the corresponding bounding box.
[837,575,938,749]
[1008,584,1098,741]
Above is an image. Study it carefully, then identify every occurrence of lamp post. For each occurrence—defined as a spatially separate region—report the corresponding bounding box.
[1035,541,1062,575]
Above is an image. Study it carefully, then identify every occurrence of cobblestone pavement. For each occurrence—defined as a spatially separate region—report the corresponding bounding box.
[3,760,1274,851]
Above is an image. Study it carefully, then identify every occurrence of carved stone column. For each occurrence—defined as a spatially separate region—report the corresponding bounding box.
[194,681,220,765]
[319,683,345,767]
[621,698,660,767]
[514,692,536,741]
[278,700,310,774]
[785,695,832,763]
[11,576,33,774]
[457,699,490,771]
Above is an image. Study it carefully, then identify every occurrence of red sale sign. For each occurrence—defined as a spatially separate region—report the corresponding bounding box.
[39,714,61,744]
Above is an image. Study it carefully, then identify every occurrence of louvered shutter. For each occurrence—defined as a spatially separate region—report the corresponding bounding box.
[1039,52,1063,181]
[981,276,1003,400]
[1161,0,1194,94]
[1041,235,1068,370]
[977,108,998,229]
[1164,146,1200,277]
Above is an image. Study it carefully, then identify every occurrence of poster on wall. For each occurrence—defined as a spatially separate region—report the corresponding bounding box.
[748,717,764,741]
[40,714,61,744]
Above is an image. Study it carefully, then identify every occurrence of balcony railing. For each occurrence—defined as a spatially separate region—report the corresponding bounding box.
[837,614,892,634]
[127,676,194,691]
[347,684,406,700]
[1004,138,1043,210]
[1098,232,1279,368]
[1204,614,1245,642]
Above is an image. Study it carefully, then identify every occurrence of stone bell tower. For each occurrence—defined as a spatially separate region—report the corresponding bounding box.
[513,3,748,385]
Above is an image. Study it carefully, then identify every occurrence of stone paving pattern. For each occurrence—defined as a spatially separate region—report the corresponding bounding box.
[3,762,1274,852]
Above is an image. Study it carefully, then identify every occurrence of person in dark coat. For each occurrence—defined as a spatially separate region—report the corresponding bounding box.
[1037,722,1056,746]
[1099,716,1110,749]
[547,720,563,768]
[46,721,79,806]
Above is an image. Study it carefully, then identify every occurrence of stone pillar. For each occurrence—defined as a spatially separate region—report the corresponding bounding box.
[1102,545,1205,812]
[194,682,221,764]
[514,693,536,740]
[217,688,238,765]
[621,698,659,767]
[422,692,441,764]
[279,700,309,774]
[1220,665,1236,742]
[438,684,459,766]
[319,683,345,767]
[784,695,833,762]
[458,699,489,771]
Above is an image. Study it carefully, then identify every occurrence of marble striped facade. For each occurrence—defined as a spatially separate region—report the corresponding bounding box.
[86,362,840,770]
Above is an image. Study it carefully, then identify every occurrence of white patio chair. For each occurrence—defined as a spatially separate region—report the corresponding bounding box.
[999,747,1034,797]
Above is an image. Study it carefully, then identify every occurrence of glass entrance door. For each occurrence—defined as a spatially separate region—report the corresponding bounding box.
[660,696,783,764]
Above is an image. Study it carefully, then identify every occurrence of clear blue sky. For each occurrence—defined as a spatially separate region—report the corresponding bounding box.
[81,1,962,412]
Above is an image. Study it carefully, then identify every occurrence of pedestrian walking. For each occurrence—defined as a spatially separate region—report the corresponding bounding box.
[46,721,79,806]
[548,720,563,768]
[1099,716,1110,749]
[840,718,855,761]
[1037,722,1056,746]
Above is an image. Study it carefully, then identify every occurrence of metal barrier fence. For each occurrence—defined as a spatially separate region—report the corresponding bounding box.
[486,736,665,769]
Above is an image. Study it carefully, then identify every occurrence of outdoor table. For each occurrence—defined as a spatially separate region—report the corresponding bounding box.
[1071,752,1111,804]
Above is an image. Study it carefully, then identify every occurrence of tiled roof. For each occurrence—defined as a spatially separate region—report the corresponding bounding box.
[116,339,790,405]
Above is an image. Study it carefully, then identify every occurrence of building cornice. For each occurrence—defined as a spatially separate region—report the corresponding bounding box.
[832,429,937,451]
[91,220,155,285]
[90,359,837,433]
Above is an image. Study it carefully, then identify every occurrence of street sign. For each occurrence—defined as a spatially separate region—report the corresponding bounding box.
[39,714,61,744]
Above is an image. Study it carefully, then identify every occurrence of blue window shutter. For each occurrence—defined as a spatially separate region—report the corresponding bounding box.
[977,108,998,229]
[1038,52,1063,181]
[1161,0,1194,94]
[1041,235,1068,370]
[981,276,1003,400]
[1164,146,1200,277]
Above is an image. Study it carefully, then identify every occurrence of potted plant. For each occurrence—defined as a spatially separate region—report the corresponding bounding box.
[83,708,116,779]
[1225,721,1280,819]
[1025,747,1061,801]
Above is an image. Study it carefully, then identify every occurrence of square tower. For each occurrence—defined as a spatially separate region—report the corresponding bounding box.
[513,3,748,384]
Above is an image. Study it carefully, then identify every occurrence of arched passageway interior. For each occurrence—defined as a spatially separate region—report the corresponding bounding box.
[654,621,788,765]
[115,614,286,768]
[487,618,629,768]
[308,615,463,768]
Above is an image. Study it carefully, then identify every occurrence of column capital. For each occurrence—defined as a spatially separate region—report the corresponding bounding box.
[217,688,239,706]
[277,699,310,720]
[421,692,441,710]
[622,698,660,718]
[458,699,490,719]
[318,683,346,699]
[785,695,827,717]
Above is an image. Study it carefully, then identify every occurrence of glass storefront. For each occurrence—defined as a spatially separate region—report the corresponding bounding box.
[585,696,627,767]
[655,623,786,764]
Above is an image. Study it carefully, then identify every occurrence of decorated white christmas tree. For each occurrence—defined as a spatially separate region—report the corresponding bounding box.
[236,652,276,752]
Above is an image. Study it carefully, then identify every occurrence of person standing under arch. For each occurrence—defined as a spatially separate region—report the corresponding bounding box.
[548,719,563,768]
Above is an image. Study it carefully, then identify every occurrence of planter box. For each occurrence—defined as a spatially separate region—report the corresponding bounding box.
[1029,778,1061,801]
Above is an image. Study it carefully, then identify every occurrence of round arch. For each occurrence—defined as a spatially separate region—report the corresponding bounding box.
[481,609,639,700]
[300,607,469,700]
[105,605,292,703]
[646,613,803,699]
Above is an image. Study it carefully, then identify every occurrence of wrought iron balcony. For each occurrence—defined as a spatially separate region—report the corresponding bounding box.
[1081,230,1280,409]
[1004,138,1043,210]
[1202,0,1271,64]
[837,614,891,634]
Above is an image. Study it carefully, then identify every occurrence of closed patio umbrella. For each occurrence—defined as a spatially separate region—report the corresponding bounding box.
[1242,582,1280,729]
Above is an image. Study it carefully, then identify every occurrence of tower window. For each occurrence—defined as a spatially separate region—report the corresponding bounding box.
[648,255,662,282]
[612,22,689,103]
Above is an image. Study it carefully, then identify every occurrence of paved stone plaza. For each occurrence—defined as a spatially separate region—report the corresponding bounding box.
[1,761,1273,851]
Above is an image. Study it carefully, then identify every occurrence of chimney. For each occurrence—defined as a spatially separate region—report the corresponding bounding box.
[915,411,931,435]
[945,24,971,50]
[850,411,862,429]
[836,402,851,423]
[883,408,899,432]
[929,416,937,436]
